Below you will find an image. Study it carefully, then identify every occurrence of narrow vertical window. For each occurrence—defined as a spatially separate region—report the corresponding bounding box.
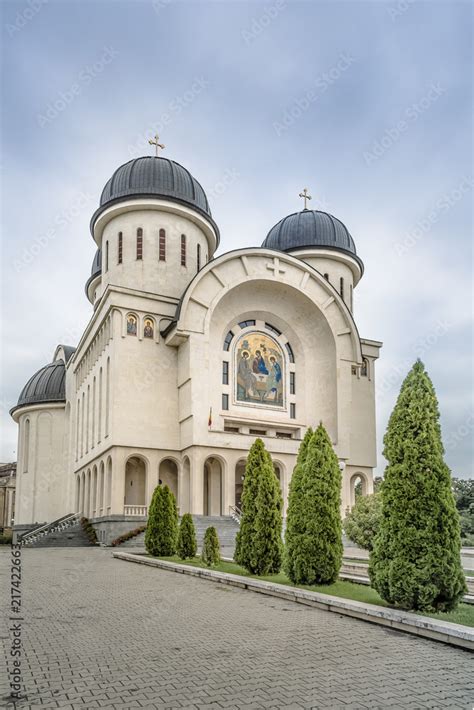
[361,358,369,377]
[105,357,110,437]
[181,234,186,266]
[86,385,90,453]
[105,241,109,272]
[23,419,30,472]
[159,229,166,261]
[290,403,296,419]
[92,376,96,448]
[118,232,123,264]
[340,277,344,299]
[197,243,201,271]
[222,394,229,410]
[98,367,102,443]
[323,273,329,281]
[222,361,229,385]
[350,284,353,312]
[136,228,143,260]
[290,372,295,395]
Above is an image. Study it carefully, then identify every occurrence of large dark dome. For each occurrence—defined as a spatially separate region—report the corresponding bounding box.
[262,209,361,265]
[11,360,66,414]
[92,156,212,224]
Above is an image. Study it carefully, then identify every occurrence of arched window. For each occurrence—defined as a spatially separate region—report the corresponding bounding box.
[144,317,154,339]
[235,330,285,409]
[181,234,186,266]
[23,418,30,472]
[105,241,109,272]
[340,277,344,299]
[223,330,234,352]
[197,243,201,271]
[361,358,369,377]
[136,228,143,260]
[159,229,166,261]
[118,232,123,264]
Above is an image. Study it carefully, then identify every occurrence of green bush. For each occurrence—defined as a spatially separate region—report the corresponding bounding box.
[145,485,178,557]
[369,360,466,612]
[285,424,343,585]
[343,493,382,551]
[0,530,13,545]
[202,526,220,567]
[80,517,98,545]
[234,438,283,574]
[177,513,197,559]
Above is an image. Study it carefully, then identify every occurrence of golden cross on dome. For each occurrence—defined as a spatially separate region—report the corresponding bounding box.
[299,187,312,210]
[148,133,165,157]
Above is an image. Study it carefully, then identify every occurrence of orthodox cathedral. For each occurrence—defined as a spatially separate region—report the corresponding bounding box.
[11,144,382,543]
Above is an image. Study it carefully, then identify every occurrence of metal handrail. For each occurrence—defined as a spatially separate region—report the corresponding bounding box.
[20,512,79,545]
[229,505,242,523]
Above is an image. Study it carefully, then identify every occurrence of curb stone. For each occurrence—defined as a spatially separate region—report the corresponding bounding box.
[112,551,474,651]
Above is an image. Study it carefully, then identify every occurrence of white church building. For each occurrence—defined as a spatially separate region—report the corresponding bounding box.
[11,149,382,543]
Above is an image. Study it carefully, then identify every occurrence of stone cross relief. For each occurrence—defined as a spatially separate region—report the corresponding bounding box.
[266,257,286,278]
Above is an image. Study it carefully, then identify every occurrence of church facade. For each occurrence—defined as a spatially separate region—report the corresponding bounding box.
[11,152,382,543]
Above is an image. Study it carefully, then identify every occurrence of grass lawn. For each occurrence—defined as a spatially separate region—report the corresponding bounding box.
[147,554,474,628]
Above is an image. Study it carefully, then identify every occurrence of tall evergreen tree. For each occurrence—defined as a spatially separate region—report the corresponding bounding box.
[284,427,313,581]
[250,448,283,574]
[145,484,178,557]
[285,424,343,585]
[177,513,197,560]
[369,361,466,612]
[234,438,283,574]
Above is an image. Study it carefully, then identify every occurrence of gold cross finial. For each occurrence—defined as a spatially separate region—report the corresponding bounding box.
[148,133,165,157]
[299,187,312,210]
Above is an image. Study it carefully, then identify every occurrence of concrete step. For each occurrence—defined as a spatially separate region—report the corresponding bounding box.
[27,522,95,548]
[117,516,240,550]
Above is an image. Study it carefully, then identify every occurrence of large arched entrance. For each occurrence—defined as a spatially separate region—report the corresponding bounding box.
[235,459,246,510]
[349,472,368,509]
[159,458,178,500]
[203,457,223,516]
[124,456,147,515]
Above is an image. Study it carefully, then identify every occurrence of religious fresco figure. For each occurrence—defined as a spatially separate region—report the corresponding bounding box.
[127,315,137,336]
[144,319,154,338]
[235,331,285,408]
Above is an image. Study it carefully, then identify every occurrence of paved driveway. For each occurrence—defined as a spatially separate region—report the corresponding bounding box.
[0,547,473,709]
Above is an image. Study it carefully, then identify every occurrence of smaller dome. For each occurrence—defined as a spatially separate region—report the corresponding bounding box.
[91,249,102,277]
[262,209,361,266]
[11,361,66,415]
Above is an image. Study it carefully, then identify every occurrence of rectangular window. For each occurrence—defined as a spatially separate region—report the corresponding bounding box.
[290,372,295,394]
[222,361,229,385]
[118,232,123,264]
[105,241,109,272]
[224,425,240,433]
[340,276,344,299]
[276,431,292,439]
[290,403,296,419]
[136,228,143,260]
[222,394,229,410]
[159,229,166,261]
[197,243,201,271]
[249,428,267,436]
[181,234,186,267]
[239,320,256,329]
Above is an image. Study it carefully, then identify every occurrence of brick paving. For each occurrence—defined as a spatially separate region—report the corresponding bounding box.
[0,547,473,709]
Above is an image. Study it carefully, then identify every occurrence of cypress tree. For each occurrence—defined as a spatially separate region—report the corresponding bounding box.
[144,484,178,557]
[234,439,265,568]
[202,526,220,567]
[285,427,313,581]
[177,513,197,560]
[369,360,466,612]
[286,423,343,585]
[249,449,283,575]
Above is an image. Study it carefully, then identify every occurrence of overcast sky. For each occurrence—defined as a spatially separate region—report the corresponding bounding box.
[1,0,472,478]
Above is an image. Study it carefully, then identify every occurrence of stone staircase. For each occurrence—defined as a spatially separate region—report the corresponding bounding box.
[20,514,96,548]
[119,515,240,551]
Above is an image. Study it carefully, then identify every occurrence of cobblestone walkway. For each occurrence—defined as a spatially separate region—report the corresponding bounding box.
[1,548,473,709]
